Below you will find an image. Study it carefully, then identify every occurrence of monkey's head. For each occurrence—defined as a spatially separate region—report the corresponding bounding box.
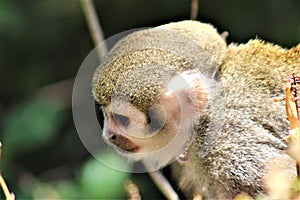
[92,21,226,168]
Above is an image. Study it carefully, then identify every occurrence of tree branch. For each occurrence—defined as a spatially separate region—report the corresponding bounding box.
[190,0,199,20]
[79,0,108,59]
[143,161,179,200]
[0,142,15,200]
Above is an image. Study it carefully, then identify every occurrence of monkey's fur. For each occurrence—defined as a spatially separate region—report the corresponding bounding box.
[93,21,300,198]
[93,21,226,111]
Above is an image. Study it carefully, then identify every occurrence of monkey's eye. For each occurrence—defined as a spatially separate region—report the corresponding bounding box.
[112,113,130,127]
[95,101,104,129]
[149,116,164,133]
[148,105,166,133]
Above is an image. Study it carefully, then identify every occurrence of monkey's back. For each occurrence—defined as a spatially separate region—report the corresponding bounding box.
[186,40,300,198]
[221,40,300,141]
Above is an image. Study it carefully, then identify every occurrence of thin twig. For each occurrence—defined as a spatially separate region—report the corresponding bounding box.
[0,142,15,200]
[79,0,108,59]
[190,0,199,20]
[124,179,141,200]
[143,161,179,200]
[0,176,15,200]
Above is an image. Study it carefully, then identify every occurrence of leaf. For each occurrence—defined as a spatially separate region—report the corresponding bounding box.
[79,151,130,199]
[2,96,66,158]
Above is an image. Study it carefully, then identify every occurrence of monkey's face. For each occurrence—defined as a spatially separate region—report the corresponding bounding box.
[96,70,210,165]
[101,96,180,155]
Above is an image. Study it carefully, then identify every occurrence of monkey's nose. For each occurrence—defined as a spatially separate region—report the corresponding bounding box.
[108,133,117,141]
[107,132,139,153]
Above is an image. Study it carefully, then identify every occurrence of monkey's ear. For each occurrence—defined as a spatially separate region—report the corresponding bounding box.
[164,70,209,111]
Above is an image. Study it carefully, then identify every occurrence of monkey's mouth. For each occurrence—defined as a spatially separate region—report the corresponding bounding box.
[106,134,140,153]
[117,145,139,153]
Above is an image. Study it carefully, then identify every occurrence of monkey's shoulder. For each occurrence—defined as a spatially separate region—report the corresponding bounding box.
[220,39,300,93]
[223,39,300,73]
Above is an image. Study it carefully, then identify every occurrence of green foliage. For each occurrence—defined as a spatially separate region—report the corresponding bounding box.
[32,182,61,199]
[291,177,300,199]
[0,1,27,35]
[21,152,130,199]
[79,152,130,199]
[2,96,65,158]
[54,181,81,199]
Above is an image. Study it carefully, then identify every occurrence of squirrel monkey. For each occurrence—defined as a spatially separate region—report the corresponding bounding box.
[92,21,300,198]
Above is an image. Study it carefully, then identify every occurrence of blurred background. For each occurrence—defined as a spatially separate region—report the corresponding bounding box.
[0,0,300,199]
